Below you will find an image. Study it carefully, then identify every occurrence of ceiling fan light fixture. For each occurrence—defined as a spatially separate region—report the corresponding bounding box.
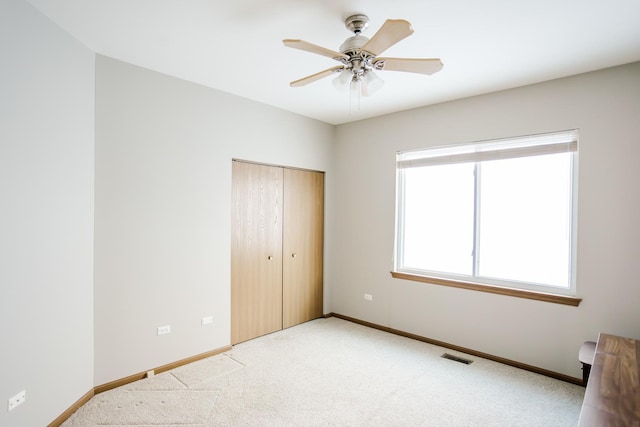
[361,70,384,96]
[332,69,353,92]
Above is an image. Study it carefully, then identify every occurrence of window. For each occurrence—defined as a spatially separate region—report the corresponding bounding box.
[394,130,578,298]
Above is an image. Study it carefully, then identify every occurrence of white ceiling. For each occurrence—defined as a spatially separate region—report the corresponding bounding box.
[26,0,640,125]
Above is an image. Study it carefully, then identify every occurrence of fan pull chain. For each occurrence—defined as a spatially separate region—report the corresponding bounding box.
[350,78,361,113]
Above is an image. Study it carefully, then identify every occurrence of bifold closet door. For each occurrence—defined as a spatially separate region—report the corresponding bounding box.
[231,161,283,345]
[283,168,324,328]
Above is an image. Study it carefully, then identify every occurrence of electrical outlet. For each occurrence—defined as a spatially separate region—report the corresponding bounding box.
[157,325,171,335]
[364,293,373,301]
[201,316,213,326]
[8,390,25,412]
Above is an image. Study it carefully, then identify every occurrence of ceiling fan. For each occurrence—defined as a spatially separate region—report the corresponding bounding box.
[283,14,443,97]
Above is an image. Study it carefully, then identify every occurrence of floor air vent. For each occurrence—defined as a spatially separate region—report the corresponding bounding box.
[441,353,473,365]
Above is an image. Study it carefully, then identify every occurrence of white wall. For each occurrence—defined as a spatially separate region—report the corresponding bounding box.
[0,1,95,426]
[330,62,640,379]
[94,55,334,385]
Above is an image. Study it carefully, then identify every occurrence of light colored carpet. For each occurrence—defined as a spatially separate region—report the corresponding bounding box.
[62,317,584,426]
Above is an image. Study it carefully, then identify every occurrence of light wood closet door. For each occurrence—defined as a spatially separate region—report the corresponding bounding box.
[283,168,324,328]
[231,161,283,344]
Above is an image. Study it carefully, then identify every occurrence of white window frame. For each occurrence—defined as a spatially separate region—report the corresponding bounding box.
[394,130,579,298]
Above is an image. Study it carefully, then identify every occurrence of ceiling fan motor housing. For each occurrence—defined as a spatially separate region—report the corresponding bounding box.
[340,15,377,75]
[339,35,369,55]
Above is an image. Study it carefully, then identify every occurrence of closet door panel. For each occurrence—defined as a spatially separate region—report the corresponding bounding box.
[283,168,324,328]
[231,161,283,344]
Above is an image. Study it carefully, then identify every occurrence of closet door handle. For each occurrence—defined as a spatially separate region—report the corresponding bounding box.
[291,253,297,258]
[267,256,273,260]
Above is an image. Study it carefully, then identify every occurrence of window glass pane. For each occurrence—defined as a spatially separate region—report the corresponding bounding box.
[477,153,572,287]
[402,163,475,275]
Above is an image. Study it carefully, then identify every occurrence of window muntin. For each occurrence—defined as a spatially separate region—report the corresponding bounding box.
[395,130,578,295]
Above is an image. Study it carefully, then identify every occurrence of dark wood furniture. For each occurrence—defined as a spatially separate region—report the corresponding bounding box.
[578,333,640,426]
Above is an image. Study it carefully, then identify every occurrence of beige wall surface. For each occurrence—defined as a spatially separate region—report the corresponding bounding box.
[94,55,334,385]
[329,62,640,379]
[0,1,96,426]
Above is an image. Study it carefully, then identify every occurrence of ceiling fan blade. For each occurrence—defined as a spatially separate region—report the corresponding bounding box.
[360,19,414,56]
[283,39,348,61]
[373,57,444,75]
[290,65,345,87]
